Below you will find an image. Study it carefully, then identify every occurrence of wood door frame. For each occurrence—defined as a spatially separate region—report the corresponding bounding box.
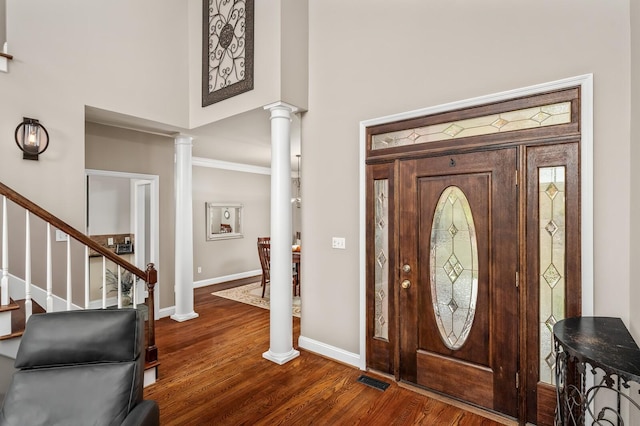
[359,75,594,420]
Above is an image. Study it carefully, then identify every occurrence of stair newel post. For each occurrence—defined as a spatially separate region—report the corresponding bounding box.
[24,211,32,319]
[145,263,158,363]
[1,196,8,306]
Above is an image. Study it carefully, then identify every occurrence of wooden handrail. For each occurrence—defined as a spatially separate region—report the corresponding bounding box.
[0,181,147,280]
[0,181,157,363]
[0,52,13,60]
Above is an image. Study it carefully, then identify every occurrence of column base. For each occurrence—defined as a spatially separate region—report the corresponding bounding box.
[170,311,199,322]
[262,348,300,365]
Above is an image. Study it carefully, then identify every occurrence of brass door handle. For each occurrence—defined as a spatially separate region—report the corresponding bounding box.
[401,280,411,289]
[402,264,411,273]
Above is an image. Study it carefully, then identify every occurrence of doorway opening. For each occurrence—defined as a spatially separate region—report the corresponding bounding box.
[85,169,160,319]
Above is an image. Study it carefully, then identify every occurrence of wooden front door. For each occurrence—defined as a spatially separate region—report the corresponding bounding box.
[398,148,519,417]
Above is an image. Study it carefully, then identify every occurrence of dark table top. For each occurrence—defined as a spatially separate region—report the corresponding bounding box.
[554,317,640,383]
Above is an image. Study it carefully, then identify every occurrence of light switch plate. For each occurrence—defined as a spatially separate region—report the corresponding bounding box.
[55,230,68,242]
[332,237,346,249]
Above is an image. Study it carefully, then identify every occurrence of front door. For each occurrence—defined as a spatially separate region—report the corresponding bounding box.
[398,148,519,417]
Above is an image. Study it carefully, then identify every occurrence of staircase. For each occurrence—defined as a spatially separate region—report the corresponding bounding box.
[0,182,159,386]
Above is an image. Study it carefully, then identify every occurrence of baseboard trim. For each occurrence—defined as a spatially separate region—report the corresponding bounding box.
[298,335,363,369]
[194,270,262,289]
[158,306,175,319]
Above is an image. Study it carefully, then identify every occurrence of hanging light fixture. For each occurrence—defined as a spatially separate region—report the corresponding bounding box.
[291,154,301,208]
[15,117,50,160]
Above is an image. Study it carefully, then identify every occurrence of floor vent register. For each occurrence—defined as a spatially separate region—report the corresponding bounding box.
[356,375,390,391]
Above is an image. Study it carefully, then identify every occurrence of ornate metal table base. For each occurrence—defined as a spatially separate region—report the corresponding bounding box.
[554,317,640,425]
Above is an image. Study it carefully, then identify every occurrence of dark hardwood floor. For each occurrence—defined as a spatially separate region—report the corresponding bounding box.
[144,282,513,425]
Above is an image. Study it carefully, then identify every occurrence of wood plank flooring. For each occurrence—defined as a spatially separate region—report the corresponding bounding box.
[144,283,513,425]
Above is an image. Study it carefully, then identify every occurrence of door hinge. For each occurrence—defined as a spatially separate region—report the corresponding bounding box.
[516,372,520,389]
[515,271,519,288]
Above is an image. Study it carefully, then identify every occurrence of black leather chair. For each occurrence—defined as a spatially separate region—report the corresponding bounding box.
[0,309,159,426]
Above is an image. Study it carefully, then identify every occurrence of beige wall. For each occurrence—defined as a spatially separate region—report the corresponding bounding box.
[1,0,636,389]
[0,0,5,47]
[192,166,270,281]
[85,123,175,310]
[302,0,632,354]
[631,1,640,350]
[0,0,188,231]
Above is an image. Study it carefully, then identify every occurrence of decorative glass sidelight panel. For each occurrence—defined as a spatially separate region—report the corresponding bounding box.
[374,179,389,340]
[539,167,566,385]
[372,101,571,150]
[430,186,478,350]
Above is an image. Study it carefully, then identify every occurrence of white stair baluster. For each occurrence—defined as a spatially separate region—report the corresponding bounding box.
[102,257,107,309]
[24,211,32,320]
[46,223,53,312]
[84,246,89,309]
[132,271,137,307]
[66,237,71,310]
[117,266,122,309]
[1,196,8,306]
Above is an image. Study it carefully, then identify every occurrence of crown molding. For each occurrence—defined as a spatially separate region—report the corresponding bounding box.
[192,157,271,175]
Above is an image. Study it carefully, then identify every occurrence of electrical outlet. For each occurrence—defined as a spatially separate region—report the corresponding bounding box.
[332,237,346,249]
[108,237,114,246]
[197,266,202,274]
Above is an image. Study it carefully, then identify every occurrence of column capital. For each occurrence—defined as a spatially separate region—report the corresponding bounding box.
[263,101,299,114]
[174,134,194,146]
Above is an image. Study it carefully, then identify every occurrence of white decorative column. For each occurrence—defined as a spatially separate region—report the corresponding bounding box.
[171,135,199,322]
[263,102,300,365]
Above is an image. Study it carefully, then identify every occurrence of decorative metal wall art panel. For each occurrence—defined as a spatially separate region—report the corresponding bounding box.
[430,186,478,350]
[372,101,571,150]
[202,0,254,106]
[374,179,389,340]
[539,166,566,385]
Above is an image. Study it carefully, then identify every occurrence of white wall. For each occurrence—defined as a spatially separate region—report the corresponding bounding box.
[302,0,631,356]
[87,175,131,236]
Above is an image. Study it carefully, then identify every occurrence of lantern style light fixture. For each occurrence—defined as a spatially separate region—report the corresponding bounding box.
[15,117,49,160]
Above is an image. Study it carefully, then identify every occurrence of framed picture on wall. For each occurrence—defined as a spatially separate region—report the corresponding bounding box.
[206,202,244,241]
[202,0,254,106]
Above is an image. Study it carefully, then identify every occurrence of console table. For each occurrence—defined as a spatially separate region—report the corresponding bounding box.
[553,317,640,425]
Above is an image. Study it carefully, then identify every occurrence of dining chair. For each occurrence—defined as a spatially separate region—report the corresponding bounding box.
[257,237,299,298]
[257,237,271,297]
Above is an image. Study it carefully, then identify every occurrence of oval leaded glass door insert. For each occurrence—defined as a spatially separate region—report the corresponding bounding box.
[430,186,479,350]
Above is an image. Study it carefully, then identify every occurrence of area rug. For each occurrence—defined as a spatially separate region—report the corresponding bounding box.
[212,282,301,318]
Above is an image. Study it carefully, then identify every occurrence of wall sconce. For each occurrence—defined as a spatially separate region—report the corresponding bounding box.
[14,117,50,160]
